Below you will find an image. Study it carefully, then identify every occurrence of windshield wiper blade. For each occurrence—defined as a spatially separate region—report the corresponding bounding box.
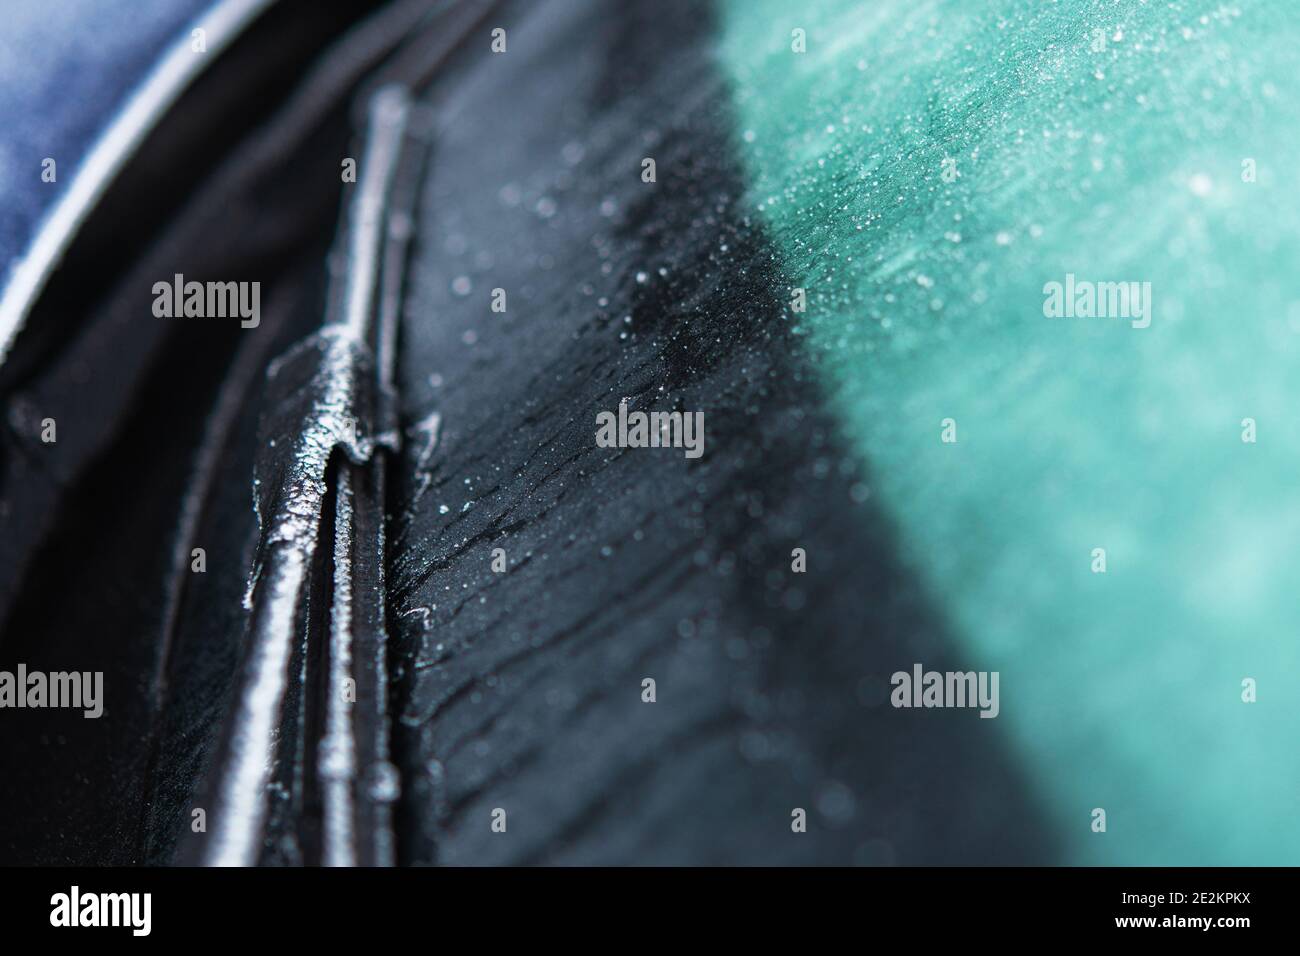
[187,85,420,866]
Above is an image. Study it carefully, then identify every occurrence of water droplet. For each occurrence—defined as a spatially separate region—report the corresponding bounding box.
[319,736,353,780]
[367,761,401,803]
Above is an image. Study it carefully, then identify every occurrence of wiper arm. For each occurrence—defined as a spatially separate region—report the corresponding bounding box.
[190,85,421,867]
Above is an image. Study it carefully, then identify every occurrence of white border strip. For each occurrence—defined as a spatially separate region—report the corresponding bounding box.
[0,0,278,364]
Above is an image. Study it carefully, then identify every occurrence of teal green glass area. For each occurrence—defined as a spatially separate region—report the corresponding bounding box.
[720,0,1300,864]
